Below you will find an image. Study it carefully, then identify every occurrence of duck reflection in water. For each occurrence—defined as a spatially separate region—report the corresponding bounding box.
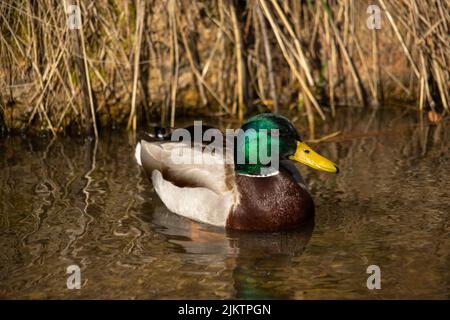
[139,202,314,299]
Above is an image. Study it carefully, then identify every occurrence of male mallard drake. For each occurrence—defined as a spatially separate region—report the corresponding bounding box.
[135,113,338,231]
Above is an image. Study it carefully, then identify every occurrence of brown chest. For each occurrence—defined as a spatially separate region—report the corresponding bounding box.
[226,168,314,231]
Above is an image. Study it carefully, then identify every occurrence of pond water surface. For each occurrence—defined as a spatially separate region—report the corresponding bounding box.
[1,107,449,299]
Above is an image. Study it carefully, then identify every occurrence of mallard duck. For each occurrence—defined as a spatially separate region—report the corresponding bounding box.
[135,113,338,231]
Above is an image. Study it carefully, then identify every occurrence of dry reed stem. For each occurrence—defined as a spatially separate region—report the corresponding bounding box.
[75,0,98,138]
[169,0,179,129]
[255,2,278,114]
[127,0,145,131]
[229,0,246,121]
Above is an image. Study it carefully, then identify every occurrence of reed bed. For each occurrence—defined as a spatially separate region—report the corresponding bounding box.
[0,0,448,137]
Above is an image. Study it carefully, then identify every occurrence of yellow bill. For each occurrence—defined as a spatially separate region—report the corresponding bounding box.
[289,141,339,173]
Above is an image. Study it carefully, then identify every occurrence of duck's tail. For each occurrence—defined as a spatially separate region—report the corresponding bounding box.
[135,142,142,166]
[135,123,222,166]
[135,126,173,166]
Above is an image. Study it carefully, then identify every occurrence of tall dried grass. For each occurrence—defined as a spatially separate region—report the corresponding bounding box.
[0,0,448,137]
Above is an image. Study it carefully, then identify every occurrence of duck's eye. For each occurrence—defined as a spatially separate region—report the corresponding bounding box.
[304,150,310,153]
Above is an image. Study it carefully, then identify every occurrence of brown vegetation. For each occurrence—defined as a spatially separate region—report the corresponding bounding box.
[0,0,448,136]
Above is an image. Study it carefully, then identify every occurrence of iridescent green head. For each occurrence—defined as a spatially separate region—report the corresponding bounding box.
[234,113,339,176]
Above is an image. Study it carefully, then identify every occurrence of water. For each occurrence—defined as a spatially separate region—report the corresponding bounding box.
[1,107,449,299]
